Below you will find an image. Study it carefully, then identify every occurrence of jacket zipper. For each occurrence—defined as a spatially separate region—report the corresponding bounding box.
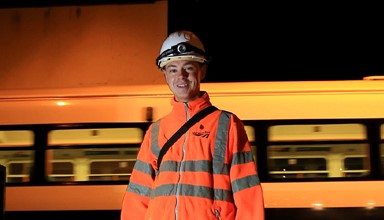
[175,103,190,219]
[214,209,221,220]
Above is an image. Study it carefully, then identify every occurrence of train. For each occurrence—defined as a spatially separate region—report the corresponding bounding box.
[1,79,384,220]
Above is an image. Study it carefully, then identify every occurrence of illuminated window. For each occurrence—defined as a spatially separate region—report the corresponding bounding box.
[267,123,370,179]
[0,130,34,183]
[0,130,33,146]
[244,125,257,163]
[47,127,143,182]
[380,123,384,176]
[49,128,143,145]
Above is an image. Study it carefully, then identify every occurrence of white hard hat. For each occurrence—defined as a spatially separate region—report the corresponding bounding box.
[156,30,209,69]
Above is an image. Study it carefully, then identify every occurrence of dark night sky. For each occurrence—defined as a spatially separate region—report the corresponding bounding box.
[2,1,383,83]
[169,1,384,82]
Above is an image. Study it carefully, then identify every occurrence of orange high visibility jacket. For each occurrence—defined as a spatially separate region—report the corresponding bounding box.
[121,92,264,220]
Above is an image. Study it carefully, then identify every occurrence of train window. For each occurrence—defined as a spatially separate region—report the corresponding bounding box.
[269,157,327,178]
[268,124,365,141]
[7,158,33,183]
[267,124,369,179]
[47,147,140,182]
[47,127,143,182]
[381,123,384,175]
[49,128,143,145]
[0,130,34,183]
[0,130,33,146]
[50,161,74,181]
[89,160,136,181]
[244,125,257,162]
[244,126,255,142]
[343,157,369,177]
[381,144,384,176]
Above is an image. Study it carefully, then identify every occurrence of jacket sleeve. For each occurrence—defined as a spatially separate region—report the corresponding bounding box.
[121,127,156,220]
[228,114,265,220]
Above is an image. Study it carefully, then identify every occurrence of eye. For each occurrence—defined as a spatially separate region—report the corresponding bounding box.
[166,68,178,74]
[184,64,197,73]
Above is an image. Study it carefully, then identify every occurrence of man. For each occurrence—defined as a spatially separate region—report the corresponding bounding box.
[121,30,264,219]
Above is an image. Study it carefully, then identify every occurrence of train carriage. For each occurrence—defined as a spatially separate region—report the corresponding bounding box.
[1,80,384,220]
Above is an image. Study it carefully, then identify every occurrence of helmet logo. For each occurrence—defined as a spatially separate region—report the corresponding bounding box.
[177,44,187,53]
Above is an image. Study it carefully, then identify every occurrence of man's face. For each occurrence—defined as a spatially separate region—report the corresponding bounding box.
[162,60,206,102]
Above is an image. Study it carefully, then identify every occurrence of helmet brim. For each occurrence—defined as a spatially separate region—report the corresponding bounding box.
[158,55,207,69]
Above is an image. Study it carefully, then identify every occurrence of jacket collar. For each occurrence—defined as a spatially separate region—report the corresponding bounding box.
[170,91,213,119]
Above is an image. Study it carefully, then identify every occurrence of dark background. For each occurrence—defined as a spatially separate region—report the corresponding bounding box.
[168,1,384,82]
[2,0,384,82]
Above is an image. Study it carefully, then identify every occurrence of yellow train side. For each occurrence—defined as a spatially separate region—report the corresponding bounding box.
[1,80,384,220]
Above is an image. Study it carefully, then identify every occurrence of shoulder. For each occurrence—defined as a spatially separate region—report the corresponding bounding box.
[215,108,234,118]
[147,118,162,131]
[216,109,244,125]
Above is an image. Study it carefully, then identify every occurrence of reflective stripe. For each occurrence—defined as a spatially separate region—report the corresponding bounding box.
[131,159,154,175]
[150,120,161,176]
[230,151,261,192]
[151,183,213,199]
[127,159,155,196]
[213,111,231,175]
[232,174,261,193]
[151,183,234,202]
[151,184,233,202]
[150,120,161,159]
[128,181,152,197]
[213,111,231,202]
[160,160,212,173]
[213,188,234,202]
[232,151,254,165]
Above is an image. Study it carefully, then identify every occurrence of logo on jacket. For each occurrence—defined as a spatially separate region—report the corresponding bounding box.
[192,124,210,138]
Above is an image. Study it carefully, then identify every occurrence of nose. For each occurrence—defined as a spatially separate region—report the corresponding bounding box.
[179,68,189,77]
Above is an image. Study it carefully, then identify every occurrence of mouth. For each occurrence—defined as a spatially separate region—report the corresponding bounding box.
[177,82,188,88]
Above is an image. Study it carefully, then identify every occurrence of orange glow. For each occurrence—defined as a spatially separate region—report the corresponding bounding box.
[56,101,68,106]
